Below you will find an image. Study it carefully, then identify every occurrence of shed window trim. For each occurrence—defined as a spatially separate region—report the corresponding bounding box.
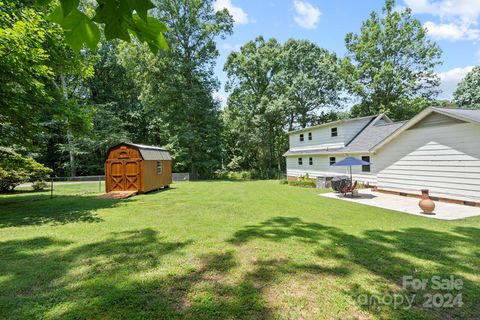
[329,157,336,165]
[361,156,371,172]
[156,160,163,175]
[331,127,338,137]
[298,158,303,165]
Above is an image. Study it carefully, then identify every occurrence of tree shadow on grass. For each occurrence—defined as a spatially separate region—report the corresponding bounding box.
[0,229,283,319]
[0,195,121,228]
[228,217,480,319]
[0,225,350,320]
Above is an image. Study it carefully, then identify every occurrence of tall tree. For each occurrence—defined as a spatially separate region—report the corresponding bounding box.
[280,39,344,130]
[118,0,233,178]
[223,37,285,176]
[453,66,480,109]
[0,0,92,153]
[343,0,442,121]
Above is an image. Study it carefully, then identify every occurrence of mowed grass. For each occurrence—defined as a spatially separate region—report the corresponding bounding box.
[0,181,479,319]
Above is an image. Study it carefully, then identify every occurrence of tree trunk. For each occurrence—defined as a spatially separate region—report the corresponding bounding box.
[60,75,76,177]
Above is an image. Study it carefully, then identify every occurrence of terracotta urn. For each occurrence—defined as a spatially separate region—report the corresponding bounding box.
[419,189,435,214]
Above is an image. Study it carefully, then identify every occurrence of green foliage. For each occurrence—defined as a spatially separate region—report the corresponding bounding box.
[223,37,344,176]
[32,180,49,191]
[279,179,288,185]
[223,37,285,175]
[343,0,442,121]
[116,0,233,178]
[0,0,94,147]
[453,66,480,109]
[47,5,100,51]
[288,179,316,188]
[0,147,52,192]
[280,39,344,129]
[216,170,253,181]
[216,168,281,180]
[39,0,168,53]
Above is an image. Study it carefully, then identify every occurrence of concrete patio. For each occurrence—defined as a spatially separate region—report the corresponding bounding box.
[320,188,480,220]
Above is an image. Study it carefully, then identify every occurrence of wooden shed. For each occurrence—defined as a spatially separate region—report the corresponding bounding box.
[105,143,172,193]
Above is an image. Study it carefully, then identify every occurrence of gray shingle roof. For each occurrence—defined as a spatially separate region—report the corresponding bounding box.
[432,107,480,124]
[283,120,406,156]
[343,121,406,152]
[111,143,172,160]
[283,107,480,157]
[287,114,378,134]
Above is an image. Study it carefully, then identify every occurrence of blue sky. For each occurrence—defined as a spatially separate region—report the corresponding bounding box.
[212,0,480,105]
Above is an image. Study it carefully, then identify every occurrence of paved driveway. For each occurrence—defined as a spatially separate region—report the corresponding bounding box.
[320,188,480,220]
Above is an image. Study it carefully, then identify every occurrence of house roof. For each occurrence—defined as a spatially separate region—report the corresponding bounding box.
[283,120,405,156]
[431,107,480,124]
[371,107,480,152]
[110,143,172,161]
[342,121,407,152]
[284,107,480,157]
[287,114,380,135]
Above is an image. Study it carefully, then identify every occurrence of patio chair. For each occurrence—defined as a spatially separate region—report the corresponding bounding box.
[342,181,358,197]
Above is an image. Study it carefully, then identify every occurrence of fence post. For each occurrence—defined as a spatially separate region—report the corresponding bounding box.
[50,176,53,199]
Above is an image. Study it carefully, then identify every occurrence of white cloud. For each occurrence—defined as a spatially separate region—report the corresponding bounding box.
[221,43,242,51]
[213,0,249,25]
[405,0,480,23]
[424,21,480,41]
[437,66,474,99]
[404,0,480,41]
[293,0,322,30]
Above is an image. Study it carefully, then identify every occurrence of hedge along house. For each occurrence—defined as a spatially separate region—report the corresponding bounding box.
[105,143,172,193]
[284,107,480,206]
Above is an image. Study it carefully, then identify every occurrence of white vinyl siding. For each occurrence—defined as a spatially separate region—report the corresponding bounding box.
[286,154,378,184]
[375,122,480,202]
[288,118,373,150]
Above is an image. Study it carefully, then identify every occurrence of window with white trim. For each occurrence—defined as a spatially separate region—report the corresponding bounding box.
[156,161,163,175]
[298,158,303,165]
[362,156,370,172]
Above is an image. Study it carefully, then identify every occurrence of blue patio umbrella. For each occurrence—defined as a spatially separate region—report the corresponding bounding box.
[331,156,370,186]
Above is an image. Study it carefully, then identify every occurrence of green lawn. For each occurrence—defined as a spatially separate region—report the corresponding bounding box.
[0,181,479,319]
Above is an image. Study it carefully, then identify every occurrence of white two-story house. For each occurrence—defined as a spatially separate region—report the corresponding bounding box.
[284,107,480,205]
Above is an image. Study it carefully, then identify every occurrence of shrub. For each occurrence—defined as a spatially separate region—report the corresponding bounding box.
[32,181,49,191]
[279,179,288,185]
[288,179,316,188]
[216,169,283,181]
[0,147,52,192]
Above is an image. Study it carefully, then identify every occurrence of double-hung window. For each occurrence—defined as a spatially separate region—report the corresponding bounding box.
[361,156,371,172]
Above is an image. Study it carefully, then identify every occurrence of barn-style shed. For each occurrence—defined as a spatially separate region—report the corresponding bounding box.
[105,143,172,193]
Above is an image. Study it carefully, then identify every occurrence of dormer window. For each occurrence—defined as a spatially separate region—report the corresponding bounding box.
[299,133,304,142]
[331,127,338,137]
[308,132,312,140]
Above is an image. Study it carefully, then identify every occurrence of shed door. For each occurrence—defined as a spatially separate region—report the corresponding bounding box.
[106,160,141,192]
